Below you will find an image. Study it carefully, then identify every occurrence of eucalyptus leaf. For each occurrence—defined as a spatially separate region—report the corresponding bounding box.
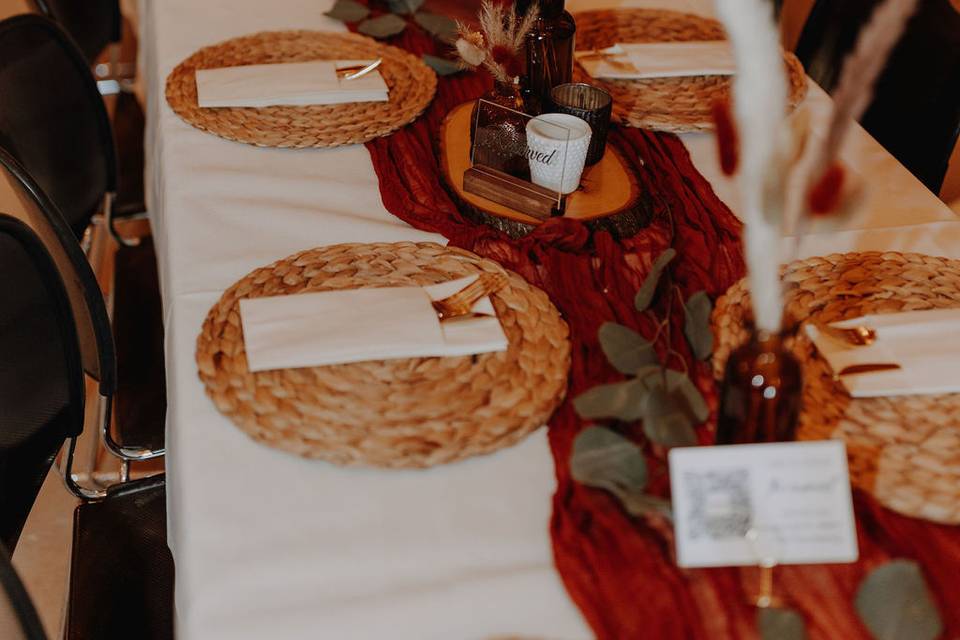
[683,290,714,360]
[573,379,646,422]
[422,54,462,76]
[672,370,709,423]
[571,427,648,495]
[357,13,407,38]
[637,368,708,423]
[388,0,425,14]
[620,492,673,520]
[642,387,698,447]
[413,12,458,41]
[598,322,658,375]
[758,608,808,640]
[324,0,370,22]
[855,560,943,640]
[635,248,676,311]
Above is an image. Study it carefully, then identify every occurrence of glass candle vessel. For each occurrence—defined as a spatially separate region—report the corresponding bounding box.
[516,0,576,111]
[548,83,612,166]
[470,80,533,178]
[716,326,802,445]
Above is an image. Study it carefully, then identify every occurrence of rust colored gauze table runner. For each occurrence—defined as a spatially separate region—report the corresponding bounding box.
[355,25,960,640]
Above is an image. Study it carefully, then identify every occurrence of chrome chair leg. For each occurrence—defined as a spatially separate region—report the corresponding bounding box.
[104,191,140,248]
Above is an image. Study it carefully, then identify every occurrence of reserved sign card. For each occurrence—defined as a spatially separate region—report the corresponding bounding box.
[669,441,859,568]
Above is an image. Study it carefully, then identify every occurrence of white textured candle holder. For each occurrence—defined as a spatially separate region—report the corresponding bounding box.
[525,113,592,195]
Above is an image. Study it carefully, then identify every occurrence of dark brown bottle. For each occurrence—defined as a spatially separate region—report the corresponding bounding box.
[716,328,802,445]
[516,0,576,111]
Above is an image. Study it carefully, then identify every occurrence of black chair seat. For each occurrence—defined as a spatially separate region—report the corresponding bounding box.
[795,0,960,194]
[113,238,166,452]
[112,91,146,219]
[28,0,120,66]
[66,475,173,640]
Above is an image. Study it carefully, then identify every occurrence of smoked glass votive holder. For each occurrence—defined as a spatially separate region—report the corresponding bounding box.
[548,83,613,166]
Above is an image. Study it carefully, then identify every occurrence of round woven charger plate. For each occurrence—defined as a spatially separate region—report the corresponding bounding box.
[196,242,571,469]
[574,9,808,132]
[165,31,437,148]
[712,252,960,524]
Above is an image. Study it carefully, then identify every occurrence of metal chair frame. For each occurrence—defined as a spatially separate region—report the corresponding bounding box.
[0,146,161,493]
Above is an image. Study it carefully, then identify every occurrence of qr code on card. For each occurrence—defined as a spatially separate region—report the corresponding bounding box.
[683,469,752,540]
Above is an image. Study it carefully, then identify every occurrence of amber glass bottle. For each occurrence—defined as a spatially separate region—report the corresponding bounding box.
[716,327,802,445]
[516,0,576,111]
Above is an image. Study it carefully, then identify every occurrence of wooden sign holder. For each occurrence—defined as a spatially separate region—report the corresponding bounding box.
[438,101,651,238]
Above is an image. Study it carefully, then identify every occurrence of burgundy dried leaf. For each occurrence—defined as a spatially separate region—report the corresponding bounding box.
[808,163,846,215]
[712,99,739,176]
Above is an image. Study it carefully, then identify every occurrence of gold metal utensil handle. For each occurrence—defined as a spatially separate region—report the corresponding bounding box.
[432,273,508,321]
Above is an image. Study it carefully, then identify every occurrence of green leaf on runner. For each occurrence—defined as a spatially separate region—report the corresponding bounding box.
[641,386,698,447]
[413,12,458,42]
[758,608,808,640]
[620,492,674,520]
[598,322,658,375]
[855,560,943,640]
[357,13,407,38]
[573,379,646,422]
[571,426,648,495]
[639,367,709,424]
[635,248,676,311]
[324,0,370,22]
[388,0,425,15]
[683,290,714,360]
[422,54,462,76]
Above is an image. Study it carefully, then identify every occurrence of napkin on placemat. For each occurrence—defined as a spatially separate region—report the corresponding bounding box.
[195,59,388,108]
[239,275,508,372]
[806,308,960,398]
[576,41,735,80]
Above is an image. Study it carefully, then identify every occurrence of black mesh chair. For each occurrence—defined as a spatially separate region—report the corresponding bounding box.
[0,14,165,469]
[0,146,162,480]
[0,14,116,241]
[27,0,120,66]
[795,0,960,193]
[0,544,46,640]
[0,213,173,640]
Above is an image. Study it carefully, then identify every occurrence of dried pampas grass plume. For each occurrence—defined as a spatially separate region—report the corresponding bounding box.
[454,0,539,83]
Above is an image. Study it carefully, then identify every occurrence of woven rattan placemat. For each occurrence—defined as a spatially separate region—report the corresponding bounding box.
[165,31,437,148]
[574,9,807,133]
[712,252,960,524]
[196,242,570,468]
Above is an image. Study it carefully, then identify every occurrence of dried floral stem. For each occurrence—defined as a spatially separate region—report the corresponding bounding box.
[714,0,789,332]
[787,0,917,259]
[454,1,539,84]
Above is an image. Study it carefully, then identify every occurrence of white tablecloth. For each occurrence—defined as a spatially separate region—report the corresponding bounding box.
[141,1,958,638]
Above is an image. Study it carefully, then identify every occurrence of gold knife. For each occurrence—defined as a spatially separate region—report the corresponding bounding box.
[836,363,902,377]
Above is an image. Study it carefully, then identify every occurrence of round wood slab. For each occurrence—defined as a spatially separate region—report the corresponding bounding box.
[439,102,651,238]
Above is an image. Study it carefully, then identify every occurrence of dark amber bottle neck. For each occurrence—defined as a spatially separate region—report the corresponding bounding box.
[517,0,564,18]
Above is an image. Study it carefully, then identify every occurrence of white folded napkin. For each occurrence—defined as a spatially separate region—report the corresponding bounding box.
[576,41,735,80]
[806,308,960,398]
[239,275,508,372]
[195,59,388,108]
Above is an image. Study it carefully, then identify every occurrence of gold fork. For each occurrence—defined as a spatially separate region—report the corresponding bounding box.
[432,273,509,321]
[814,322,877,346]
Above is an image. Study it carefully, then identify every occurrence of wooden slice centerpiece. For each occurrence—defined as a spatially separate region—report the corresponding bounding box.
[439,101,651,238]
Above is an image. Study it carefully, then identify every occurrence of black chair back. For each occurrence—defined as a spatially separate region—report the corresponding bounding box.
[0,14,117,238]
[795,0,960,193]
[0,214,84,551]
[0,146,116,396]
[27,0,120,65]
[0,543,47,640]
